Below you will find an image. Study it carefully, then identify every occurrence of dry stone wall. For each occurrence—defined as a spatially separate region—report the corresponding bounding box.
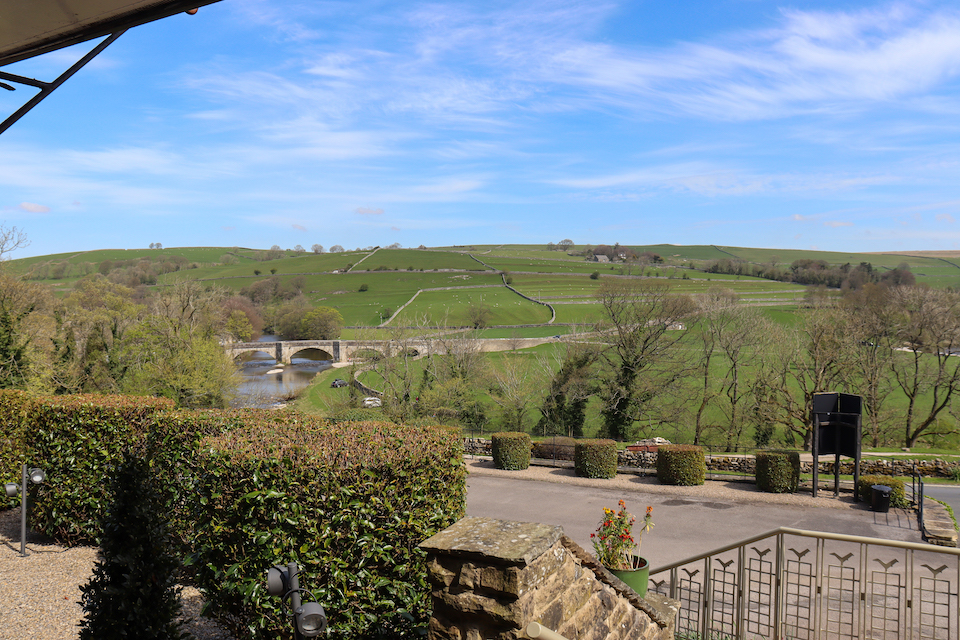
[419,517,678,640]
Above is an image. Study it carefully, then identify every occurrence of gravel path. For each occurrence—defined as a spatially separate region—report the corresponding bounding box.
[0,508,236,640]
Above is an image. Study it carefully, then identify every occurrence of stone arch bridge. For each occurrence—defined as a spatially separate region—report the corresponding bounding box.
[224,337,556,364]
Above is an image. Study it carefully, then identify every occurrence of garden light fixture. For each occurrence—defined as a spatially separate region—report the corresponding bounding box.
[267,561,327,638]
[5,464,46,556]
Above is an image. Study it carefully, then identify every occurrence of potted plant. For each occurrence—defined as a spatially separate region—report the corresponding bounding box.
[591,500,654,597]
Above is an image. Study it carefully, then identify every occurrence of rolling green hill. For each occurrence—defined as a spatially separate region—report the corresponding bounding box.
[9,243,959,328]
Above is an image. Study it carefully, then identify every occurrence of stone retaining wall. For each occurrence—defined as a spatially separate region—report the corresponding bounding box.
[463,438,959,478]
[419,516,678,640]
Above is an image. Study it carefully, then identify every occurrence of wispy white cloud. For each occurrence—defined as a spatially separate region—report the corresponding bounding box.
[18,202,49,214]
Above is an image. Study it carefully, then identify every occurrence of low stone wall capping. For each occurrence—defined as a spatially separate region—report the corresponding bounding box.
[419,516,679,640]
[463,438,959,478]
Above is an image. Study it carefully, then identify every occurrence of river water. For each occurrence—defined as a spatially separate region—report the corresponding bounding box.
[232,335,333,407]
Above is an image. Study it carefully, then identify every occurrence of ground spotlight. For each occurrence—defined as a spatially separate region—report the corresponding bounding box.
[267,561,327,639]
[5,464,46,556]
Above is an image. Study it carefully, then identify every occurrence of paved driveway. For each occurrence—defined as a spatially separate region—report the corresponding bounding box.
[466,468,922,569]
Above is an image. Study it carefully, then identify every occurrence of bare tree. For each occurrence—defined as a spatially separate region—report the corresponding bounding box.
[490,355,540,432]
[887,285,960,447]
[311,244,324,254]
[840,284,899,446]
[0,224,29,262]
[595,279,694,440]
[758,301,852,449]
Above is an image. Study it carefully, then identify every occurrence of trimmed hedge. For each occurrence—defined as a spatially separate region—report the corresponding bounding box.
[574,439,617,479]
[656,445,706,486]
[23,394,176,543]
[1,393,467,639]
[532,436,576,461]
[492,431,531,470]
[186,418,465,639]
[755,450,800,493]
[858,475,909,508]
[0,390,35,508]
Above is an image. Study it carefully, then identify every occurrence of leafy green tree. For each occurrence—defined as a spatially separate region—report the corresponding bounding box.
[225,309,254,342]
[79,452,188,640]
[535,343,599,437]
[300,307,344,339]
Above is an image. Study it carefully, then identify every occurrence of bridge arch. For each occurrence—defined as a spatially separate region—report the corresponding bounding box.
[285,346,335,362]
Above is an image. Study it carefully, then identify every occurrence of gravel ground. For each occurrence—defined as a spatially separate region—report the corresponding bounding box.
[0,508,236,640]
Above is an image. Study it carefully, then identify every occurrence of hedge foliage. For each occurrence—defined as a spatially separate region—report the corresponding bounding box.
[574,439,617,479]
[755,450,800,493]
[491,431,531,470]
[9,393,175,540]
[656,445,706,486]
[0,390,34,508]
[858,475,909,508]
[532,436,576,461]
[0,392,466,639]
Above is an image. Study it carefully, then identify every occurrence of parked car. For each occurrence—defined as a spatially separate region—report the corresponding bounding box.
[331,378,348,388]
[362,397,382,408]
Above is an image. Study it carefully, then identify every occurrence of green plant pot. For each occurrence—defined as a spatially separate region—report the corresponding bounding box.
[609,556,649,598]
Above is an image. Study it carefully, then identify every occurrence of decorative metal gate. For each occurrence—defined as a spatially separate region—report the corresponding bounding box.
[649,527,960,640]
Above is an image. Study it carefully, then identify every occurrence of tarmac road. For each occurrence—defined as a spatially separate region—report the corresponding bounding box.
[923,483,960,516]
[466,469,923,569]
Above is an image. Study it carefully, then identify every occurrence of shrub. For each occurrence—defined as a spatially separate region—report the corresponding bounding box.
[329,407,389,423]
[532,436,577,461]
[359,283,369,292]
[79,452,187,640]
[590,271,600,280]
[858,475,909,508]
[492,431,531,470]
[28,394,175,544]
[575,439,617,479]
[656,445,706,486]
[0,390,36,508]
[185,419,465,639]
[755,450,800,493]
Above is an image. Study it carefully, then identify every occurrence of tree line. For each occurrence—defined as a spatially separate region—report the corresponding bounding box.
[356,279,960,450]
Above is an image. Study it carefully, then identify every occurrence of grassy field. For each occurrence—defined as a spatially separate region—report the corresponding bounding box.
[12,243,960,325]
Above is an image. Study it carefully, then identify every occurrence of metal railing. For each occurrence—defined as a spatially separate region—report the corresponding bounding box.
[649,527,960,640]
[913,464,925,525]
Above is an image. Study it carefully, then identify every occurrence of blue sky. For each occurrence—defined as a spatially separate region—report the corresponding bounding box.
[4,0,960,257]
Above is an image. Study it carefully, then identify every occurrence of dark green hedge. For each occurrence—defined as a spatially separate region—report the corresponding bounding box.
[491,431,531,470]
[185,418,465,639]
[532,436,576,461]
[656,445,706,486]
[1,393,466,639]
[574,439,617,479]
[858,475,909,508]
[755,450,800,493]
[21,394,176,543]
[0,390,35,508]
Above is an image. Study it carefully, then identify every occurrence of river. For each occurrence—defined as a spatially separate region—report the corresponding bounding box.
[232,335,333,407]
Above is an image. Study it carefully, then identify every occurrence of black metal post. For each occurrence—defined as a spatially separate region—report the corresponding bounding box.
[812,415,819,498]
[20,463,26,556]
[288,561,305,640]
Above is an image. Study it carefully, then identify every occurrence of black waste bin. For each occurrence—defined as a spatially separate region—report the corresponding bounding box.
[871,485,892,513]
